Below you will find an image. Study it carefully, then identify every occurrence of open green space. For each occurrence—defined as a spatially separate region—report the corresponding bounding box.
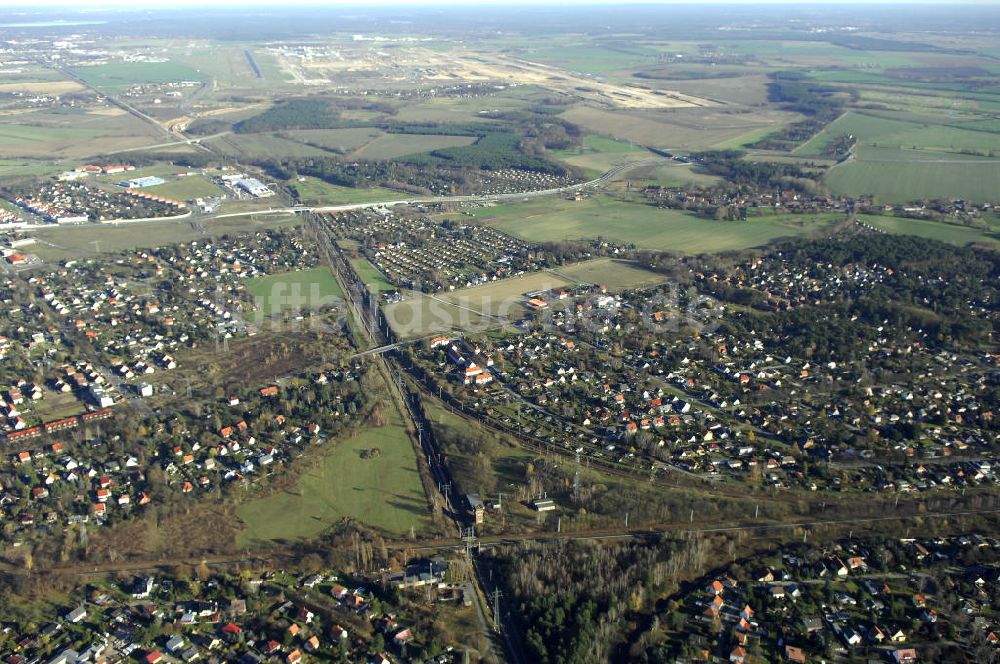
[237,405,430,544]
[527,44,659,74]
[291,177,401,205]
[0,123,103,148]
[209,132,335,158]
[860,215,1000,247]
[826,154,1000,204]
[553,258,665,291]
[350,257,396,293]
[245,266,344,316]
[385,270,578,338]
[142,175,224,201]
[352,133,477,160]
[475,195,840,253]
[171,44,264,87]
[797,111,1000,156]
[285,127,383,152]
[712,126,778,150]
[0,158,72,178]
[93,163,180,183]
[553,134,650,175]
[384,294,489,339]
[559,104,789,150]
[611,161,722,189]
[70,61,206,93]
[392,93,532,124]
[25,214,302,262]
[292,176,405,205]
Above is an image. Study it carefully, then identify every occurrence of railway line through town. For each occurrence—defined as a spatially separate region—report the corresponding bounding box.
[308,212,514,663]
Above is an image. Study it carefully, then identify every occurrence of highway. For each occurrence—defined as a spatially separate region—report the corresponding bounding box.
[19,155,668,239]
[210,156,668,219]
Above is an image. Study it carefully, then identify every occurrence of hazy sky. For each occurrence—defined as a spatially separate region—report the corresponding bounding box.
[0,0,994,6]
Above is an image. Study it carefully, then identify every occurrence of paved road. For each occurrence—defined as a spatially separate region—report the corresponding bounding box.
[19,156,669,238]
[206,156,667,218]
[97,131,233,157]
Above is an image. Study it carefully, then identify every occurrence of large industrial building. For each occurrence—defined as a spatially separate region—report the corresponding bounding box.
[119,176,166,189]
[236,177,274,198]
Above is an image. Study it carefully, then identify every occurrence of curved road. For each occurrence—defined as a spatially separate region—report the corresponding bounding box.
[21,156,669,236]
[208,157,669,220]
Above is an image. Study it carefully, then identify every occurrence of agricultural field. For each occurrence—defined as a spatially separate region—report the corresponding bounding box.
[0,79,85,95]
[237,404,431,544]
[0,158,73,178]
[284,127,383,152]
[70,61,206,93]
[524,44,660,75]
[711,126,778,150]
[0,108,160,158]
[790,111,1000,203]
[559,105,795,150]
[0,123,101,156]
[476,195,840,253]
[552,134,652,175]
[391,91,534,124]
[826,152,1000,204]
[350,133,477,160]
[208,132,335,158]
[244,266,344,317]
[647,70,775,107]
[797,111,1000,157]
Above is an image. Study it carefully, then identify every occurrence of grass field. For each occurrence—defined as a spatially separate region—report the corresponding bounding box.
[171,44,262,87]
[392,94,531,124]
[444,272,571,314]
[860,215,1000,247]
[609,161,722,189]
[826,154,1000,204]
[27,214,302,262]
[797,111,1000,156]
[560,105,792,150]
[245,267,344,317]
[237,406,430,544]
[476,196,840,253]
[0,123,103,149]
[553,258,665,290]
[71,61,206,93]
[0,109,160,158]
[712,126,777,150]
[350,257,396,293]
[384,271,572,338]
[553,134,651,175]
[140,175,223,201]
[209,133,335,158]
[292,177,401,205]
[527,44,659,74]
[384,294,490,338]
[0,158,73,177]
[351,133,476,160]
[285,127,383,152]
